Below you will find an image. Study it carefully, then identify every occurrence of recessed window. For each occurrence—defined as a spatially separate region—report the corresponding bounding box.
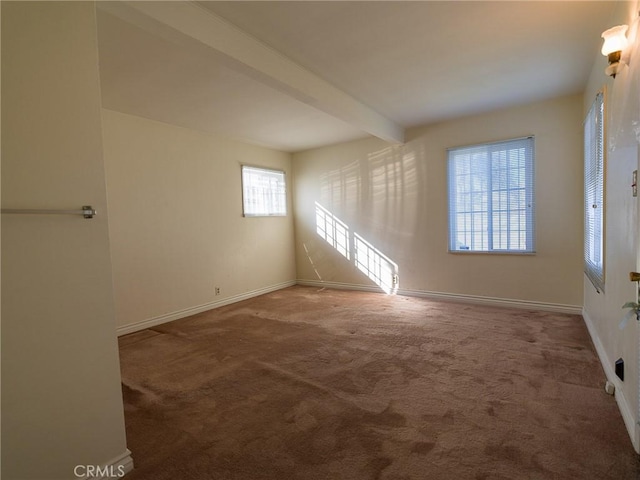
[241,165,287,217]
[584,91,605,292]
[447,137,535,253]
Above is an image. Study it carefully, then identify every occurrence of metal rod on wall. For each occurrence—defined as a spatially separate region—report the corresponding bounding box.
[1,205,97,219]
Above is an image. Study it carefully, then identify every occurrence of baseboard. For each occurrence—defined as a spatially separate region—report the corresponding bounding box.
[582,308,640,453]
[119,280,581,337]
[297,279,384,294]
[296,279,583,314]
[74,449,133,480]
[116,281,296,336]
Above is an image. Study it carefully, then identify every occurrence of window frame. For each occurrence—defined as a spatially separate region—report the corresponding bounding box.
[447,136,536,254]
[241,165,287,217]
[584,90,606,293]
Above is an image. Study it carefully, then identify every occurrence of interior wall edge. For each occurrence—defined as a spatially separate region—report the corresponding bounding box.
[116,280,296,336]
[582,308,640,453]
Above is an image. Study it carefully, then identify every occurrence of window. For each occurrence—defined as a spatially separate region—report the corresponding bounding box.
[241,165,287,217]
[448,137,535,253]
[584,91,605,292]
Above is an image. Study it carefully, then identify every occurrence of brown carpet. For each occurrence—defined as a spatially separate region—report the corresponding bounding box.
[119,286,639,479]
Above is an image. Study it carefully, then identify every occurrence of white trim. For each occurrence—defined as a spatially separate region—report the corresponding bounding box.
[116,281,296,336]
[399,287,582,314]
[582,309,640,453]
[74,449,133,480]
[297,279,383,294]
[296,279,583,314]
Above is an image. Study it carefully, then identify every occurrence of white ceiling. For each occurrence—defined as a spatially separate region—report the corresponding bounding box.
[97,1,616,152]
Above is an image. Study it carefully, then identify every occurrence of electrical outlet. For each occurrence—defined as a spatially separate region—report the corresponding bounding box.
[215,287,221,296]
[615,358,624,381]
[392,274,399,285]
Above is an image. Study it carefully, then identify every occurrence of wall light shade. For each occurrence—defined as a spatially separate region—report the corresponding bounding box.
[601,25,628,77]
[601,25,629,56]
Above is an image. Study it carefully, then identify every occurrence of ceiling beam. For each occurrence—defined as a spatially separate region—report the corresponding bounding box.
[98,1,405,145]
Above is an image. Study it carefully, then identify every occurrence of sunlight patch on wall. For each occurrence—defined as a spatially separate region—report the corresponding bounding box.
[354,233,399,295]
[315,202,350,260]
[315,202,399,294]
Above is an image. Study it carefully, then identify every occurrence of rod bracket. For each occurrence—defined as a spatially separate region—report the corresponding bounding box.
[82,206,97,219]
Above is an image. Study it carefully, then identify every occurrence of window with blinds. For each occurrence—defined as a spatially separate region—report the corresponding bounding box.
[447,137,535,253]
[241,165,287,217]
[584,92,605,292]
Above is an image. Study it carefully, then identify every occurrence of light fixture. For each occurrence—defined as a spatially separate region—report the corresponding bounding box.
[601,24,629,78]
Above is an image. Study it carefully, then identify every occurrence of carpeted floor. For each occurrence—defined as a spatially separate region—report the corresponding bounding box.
[119,286,640,479]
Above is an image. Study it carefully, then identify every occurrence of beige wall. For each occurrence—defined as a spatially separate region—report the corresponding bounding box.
[582,0,640,451]
[1,2,130,478]
[294,94,584,310]
[102,110,296,332]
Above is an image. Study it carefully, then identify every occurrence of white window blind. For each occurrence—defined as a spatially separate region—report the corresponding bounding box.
[448,137,535,253]
[242,165,287,217]
[584,92,605,292]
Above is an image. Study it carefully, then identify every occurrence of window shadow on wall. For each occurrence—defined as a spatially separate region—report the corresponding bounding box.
[300,142,428,293]
[313,201,399,294]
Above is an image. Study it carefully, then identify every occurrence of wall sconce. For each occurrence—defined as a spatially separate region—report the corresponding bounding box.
[601,24,629,78]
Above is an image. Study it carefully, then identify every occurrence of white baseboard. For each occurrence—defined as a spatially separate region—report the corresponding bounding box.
[116,281,296,336]
[296,279,583,314]
[582,309,640,453]
[297,279,383,294]
[121,279,580,338]
[74,449,133,479]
